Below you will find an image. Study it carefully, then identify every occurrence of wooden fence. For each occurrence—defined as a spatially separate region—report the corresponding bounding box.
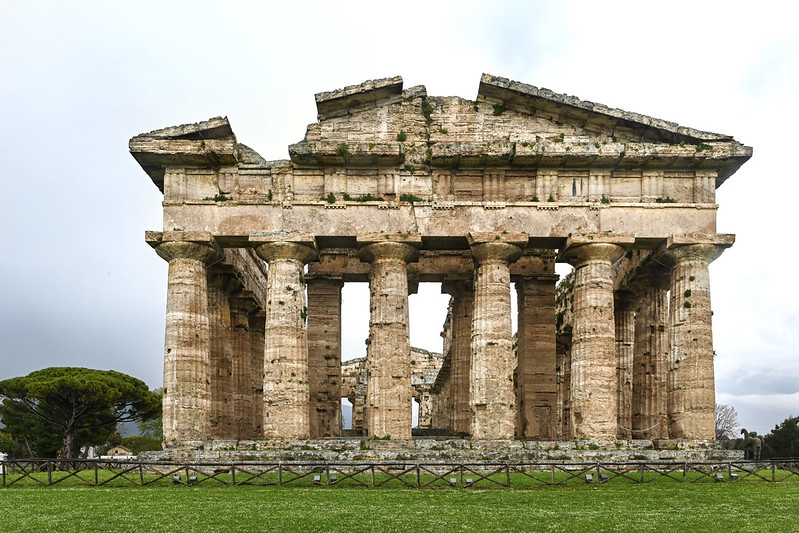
[1,459,797,488]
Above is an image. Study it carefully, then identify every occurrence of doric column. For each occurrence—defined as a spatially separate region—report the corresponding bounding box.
[229,294,258,440]
[556,344,572,440]
[417,390,433,428]
[208,272,236,439]
[306,276,344,438]
[352,363,367,434]
[150,232,222,443]
[468,233,525,440]
[249,311,265,439]
[666,237,731,439]
[614,291,636,440]
[253,238,317,439]
[560,236,631,439]
[358,238,420,440]
[631,271,670,439]
[441,279,473,435]
[515,274,559,440]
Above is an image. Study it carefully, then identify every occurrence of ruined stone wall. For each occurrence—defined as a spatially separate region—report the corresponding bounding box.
[341,347,444,433]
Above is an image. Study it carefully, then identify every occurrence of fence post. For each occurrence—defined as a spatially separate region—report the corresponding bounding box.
[772,461,776,483]
[94,461,99,486]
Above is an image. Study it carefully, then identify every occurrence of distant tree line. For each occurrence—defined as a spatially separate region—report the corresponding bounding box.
[716,403,799,458]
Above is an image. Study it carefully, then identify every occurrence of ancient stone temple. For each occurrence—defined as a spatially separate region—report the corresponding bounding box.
[131,74,750,449]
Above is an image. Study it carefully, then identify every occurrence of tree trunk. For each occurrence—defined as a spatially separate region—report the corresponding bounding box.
[61,430,74,459]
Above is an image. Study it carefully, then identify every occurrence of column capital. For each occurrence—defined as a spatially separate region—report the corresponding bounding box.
[154,241,222,264]
[229,291,259,321]
[627,265,671,293]
[441,278,473,296]
[560,237,631,268]
[253,241,317,264]
[667,241,731,265]
[614,289,638,308]
[147,231,223,264]
[358,241,419,264]
[470,242,523,265]
[250,232,317,263]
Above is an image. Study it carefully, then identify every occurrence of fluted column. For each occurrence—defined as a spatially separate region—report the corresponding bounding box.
[667,242,726,439]
[254,240,317,439]
[441,280,473,435]
[614,292,636,440]
[561,240,628,439]
[249,311,265,439]
[632,273,670,439]
[516,274,559,440]
[229,294,258,440]
[208,273,236,439]
[306,276,344,438]
[359,241,419,440]
[153,236,221,443]
[469,239,523,440]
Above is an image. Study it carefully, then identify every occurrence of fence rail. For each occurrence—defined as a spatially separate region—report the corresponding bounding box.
[1,459,797,488]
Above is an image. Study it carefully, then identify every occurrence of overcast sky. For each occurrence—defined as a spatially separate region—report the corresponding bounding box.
[1,0,797,436]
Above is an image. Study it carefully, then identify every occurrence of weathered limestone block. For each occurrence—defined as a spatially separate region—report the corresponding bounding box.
[469,234,525,440]
[516,274,559,440]
[306,276,344,438]
[614,292,636,440]
[631,273,670,439]
[441,280,473,435]
[152,236,222,442]
[358,240,420,440]
[253,240,317,439]
[667,238,730,439]
[561,238,630,439]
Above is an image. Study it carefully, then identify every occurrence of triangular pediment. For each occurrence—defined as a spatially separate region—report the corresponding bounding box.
[290,75,750,183]
[477,74,731,144]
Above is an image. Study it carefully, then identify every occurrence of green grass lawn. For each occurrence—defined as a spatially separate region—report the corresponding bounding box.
[2,482,798,532]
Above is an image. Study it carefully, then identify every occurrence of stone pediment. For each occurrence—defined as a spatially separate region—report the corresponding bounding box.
[129,117,240,191]
[290,74,751,184]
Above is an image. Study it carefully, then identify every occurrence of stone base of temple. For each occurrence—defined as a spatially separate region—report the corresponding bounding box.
[141,438,742,463]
